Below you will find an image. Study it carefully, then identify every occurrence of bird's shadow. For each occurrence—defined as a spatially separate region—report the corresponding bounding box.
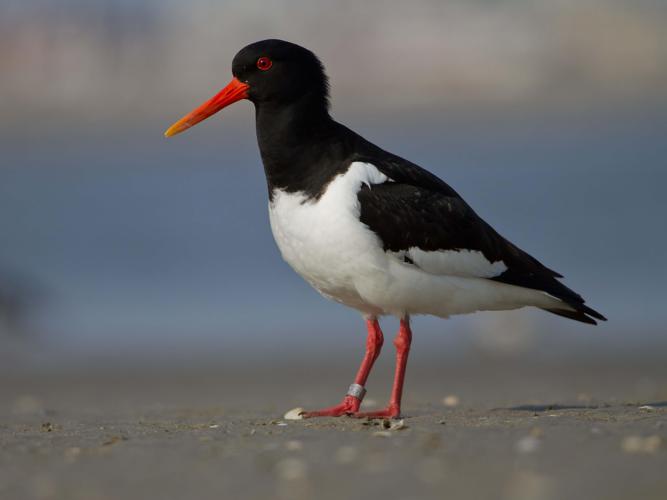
[502,401,667,412]
[502,403,602,412]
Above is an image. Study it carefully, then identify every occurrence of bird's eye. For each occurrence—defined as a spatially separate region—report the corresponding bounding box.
[256,57,273,71]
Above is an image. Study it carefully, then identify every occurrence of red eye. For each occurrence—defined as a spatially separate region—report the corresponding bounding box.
[256,57,272,71]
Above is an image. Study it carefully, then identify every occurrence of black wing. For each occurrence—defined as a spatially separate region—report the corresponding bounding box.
[354,153,606,325]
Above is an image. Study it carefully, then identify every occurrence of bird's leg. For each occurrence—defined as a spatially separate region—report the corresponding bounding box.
[301,317,384,417]
[353,316,412,419]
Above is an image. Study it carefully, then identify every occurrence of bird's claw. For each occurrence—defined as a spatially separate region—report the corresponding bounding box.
[352,405,401,419]
[300,395,361,418]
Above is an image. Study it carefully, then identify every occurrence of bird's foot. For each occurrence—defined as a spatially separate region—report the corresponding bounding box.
[352,404,401,419]
[300,395,361,418]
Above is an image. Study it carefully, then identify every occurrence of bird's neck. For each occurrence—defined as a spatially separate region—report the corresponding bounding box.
[255,94,348,199]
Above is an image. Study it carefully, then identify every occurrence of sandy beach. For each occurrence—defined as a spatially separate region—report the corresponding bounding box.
[2,357,665,500]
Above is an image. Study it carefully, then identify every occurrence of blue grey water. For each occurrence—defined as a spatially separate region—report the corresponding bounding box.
[1,110,666,363]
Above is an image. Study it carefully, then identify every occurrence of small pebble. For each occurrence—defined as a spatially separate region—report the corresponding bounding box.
[389,419,408,431]
[209,424,219,429]
[442,395,460,407]
[638,405,656,412]
[284,408,305,420]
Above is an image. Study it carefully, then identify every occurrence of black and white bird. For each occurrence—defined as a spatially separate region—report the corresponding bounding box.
[165,39,606,419]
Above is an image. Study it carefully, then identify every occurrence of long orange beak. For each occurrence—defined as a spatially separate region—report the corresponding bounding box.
[164,77,250,137]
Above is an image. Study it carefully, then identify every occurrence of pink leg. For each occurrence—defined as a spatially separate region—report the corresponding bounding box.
[302,317,384,417]
[354,317,412,419]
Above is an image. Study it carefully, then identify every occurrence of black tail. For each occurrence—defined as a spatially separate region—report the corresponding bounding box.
[543,303,607,325]
[538,281,607,325]
[539,280,607,325]
[493,269,606,326]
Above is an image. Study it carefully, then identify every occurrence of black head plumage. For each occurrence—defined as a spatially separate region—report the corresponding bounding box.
[232,39,330,111]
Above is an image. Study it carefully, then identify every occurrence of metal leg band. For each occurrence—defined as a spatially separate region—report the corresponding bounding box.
[347,383,366,401]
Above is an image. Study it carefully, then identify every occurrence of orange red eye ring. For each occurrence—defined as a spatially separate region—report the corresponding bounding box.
[257,57,273,71]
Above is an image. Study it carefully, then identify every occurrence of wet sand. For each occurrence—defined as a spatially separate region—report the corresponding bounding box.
[1,358,666,500]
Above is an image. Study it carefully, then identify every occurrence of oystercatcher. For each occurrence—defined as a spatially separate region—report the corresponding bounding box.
[165,39,606,418]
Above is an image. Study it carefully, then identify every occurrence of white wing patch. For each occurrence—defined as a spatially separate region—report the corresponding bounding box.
[347,161,391,188]
[390,247,507,278]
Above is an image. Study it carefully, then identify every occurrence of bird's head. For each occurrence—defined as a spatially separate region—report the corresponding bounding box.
[164,39,329,137]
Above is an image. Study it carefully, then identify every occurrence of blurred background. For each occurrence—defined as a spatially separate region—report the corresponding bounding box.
[1,0,666,372]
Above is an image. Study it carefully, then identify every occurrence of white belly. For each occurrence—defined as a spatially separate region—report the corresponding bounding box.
[268,162,564,318]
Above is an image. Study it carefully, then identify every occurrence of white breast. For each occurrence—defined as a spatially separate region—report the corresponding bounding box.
[268,161,390,314]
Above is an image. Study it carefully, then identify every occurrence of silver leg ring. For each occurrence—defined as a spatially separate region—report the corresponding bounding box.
[347,383,366,401]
